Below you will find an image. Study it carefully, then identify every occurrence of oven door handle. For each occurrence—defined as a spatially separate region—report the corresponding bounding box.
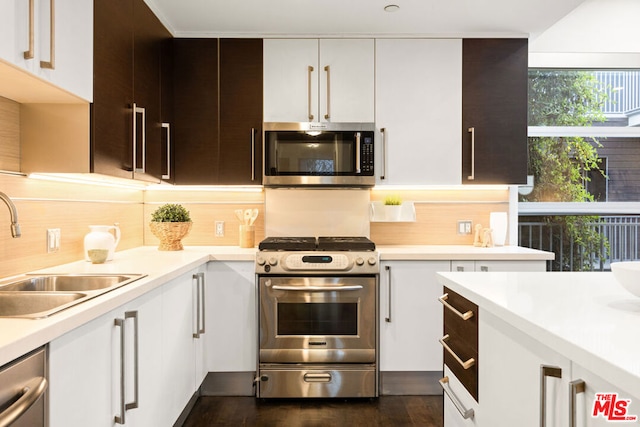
[271,285,363,291]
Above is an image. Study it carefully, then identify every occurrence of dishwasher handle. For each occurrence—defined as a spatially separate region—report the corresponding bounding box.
[0,376,48,427]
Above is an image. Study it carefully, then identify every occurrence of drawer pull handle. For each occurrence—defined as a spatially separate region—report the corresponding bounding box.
[439,293,474,320]
[440,335,475,369]
[439,376,474,419]
[304,373,332,383]
[569,379,585,427]
[540,365,562,427]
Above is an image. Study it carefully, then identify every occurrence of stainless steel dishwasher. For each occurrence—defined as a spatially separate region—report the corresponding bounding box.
[0,346,48,427]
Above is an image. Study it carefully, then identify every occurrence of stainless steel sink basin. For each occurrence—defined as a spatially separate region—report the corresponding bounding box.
[0,274,146,319]
[0,274,134,292]
[0,292,87,318]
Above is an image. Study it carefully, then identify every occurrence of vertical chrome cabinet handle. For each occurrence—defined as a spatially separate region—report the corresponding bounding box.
[125,311,139,410]
[380,128,387,180]
[569,379,585,427]
[114,318,126,425]
[324,65,331,120]
[385,265,392,322]
[307,66,314,120]
[193,273,202,338]
[133,105,146,174]
[161,123,171,179]
[198,272,206,335]
[251,128,256,181]
[24,0,35,59]
[0,376,48,427]
[540,365,562,427]
[467,127,475,180]
[355,132,361,173]
[40,0,55,69]
[439,377,474,419]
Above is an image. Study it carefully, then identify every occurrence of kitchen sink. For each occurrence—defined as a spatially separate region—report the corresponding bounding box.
[0,292,86,318]
[0,274,135,292]
[0,274,146,319]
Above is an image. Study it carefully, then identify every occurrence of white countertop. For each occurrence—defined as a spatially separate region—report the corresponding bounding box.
[437,271,640,398]
[0,244,551,368]
[378,245,553,261]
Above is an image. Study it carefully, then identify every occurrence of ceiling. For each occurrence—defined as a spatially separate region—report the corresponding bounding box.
[145,0,587,40]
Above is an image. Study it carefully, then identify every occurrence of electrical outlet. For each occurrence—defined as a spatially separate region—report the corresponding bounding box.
[215,221,224,237]
[457,220,472,235]
[47,228,61,253]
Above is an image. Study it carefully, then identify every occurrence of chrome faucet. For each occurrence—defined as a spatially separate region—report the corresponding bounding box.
[0,191,21,238]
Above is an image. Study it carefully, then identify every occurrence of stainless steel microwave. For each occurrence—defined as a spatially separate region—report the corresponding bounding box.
[263,122,375,187]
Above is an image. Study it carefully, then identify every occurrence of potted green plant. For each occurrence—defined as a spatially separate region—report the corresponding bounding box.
[384,195,403,221]
[149,203,192,251]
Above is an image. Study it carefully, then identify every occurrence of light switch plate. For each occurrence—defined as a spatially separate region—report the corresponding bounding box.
[215,221,224,237]
[457,220,472,235]
[47,228,61,252]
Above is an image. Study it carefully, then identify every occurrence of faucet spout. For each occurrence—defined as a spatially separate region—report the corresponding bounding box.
[0,191,21,238]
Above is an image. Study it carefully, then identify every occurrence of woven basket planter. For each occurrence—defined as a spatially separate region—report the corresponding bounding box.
[149,222,192,251]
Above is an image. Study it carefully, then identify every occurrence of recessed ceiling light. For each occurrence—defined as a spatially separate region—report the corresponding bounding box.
[384,4,400,12]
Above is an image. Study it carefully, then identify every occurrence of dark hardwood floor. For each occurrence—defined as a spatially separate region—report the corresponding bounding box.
[183,395,444,427]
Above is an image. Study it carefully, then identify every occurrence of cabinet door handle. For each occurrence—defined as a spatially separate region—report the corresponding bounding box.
[384,265,392,322]
[125,311,139,411]
[161,123,171,179]
[569,379,585,427]
[40,0,55,69]
[324,65,331,120]
[193,272,206,337]
[540,365,562,427]
[467,127,475,180]
[251,128,256,181]
[307,66,314,120]
[439,377,474,419]
[439,293,474,320]
[440,334,475,369]
[380,128,387,180]
[114,318,126,425]
[24,0,35,59]
[132,104,146,174]
[0,376,48,427]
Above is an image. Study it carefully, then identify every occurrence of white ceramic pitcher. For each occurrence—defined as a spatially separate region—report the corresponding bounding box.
[84,224,121,261]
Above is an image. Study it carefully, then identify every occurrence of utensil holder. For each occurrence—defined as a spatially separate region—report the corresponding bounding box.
[239,225,255,248]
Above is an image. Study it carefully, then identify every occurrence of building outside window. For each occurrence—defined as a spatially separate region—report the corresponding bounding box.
[519,69,640,271]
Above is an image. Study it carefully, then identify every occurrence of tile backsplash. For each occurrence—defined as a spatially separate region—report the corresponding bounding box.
[0,171,511,277]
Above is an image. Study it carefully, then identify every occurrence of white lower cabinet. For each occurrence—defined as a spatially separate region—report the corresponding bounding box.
[204,261,256,372]
[49,267,204,427]
[474,310,571,427]
[380,260,450,371]
[451,260,546,272]
[49,286,164,427]
[570,364,640,427]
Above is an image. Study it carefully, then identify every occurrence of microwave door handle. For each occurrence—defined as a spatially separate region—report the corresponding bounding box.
[355,132,361,173]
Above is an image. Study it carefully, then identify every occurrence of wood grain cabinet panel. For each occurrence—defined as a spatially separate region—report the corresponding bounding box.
[462,38,528,185]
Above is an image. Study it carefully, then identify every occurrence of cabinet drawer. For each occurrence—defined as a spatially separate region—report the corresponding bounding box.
[441,287,478,401]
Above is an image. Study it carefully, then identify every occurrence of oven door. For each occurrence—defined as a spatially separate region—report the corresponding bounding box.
[259,276,376,363]
[263,123,375,187]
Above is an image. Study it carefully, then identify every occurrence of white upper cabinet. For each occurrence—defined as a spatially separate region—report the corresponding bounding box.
[375,39,462,185]
[263,38,374,123]
[0,0,93,101]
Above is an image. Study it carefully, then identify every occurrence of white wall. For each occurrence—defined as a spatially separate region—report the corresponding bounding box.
[530,0,640,68]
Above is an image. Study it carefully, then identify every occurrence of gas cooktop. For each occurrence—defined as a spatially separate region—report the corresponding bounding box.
[258,236,376,252]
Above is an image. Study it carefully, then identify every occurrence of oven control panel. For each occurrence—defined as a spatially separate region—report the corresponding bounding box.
[256,251,379,274]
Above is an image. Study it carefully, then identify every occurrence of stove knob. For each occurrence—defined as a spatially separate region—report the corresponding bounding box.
[355,257,365,266]
[256,256,266,266]
[268,257,278,266]
[367,257,377,266]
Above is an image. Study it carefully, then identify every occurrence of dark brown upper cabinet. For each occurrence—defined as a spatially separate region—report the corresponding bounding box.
[92,0,171,182]
[462,38,528,185]
[173,38,263,185]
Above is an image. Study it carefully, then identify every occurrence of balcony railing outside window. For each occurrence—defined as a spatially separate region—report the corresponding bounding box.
[519,216,640,271]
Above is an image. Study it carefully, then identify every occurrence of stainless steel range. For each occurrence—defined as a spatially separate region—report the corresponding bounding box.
[255,236,379,398]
